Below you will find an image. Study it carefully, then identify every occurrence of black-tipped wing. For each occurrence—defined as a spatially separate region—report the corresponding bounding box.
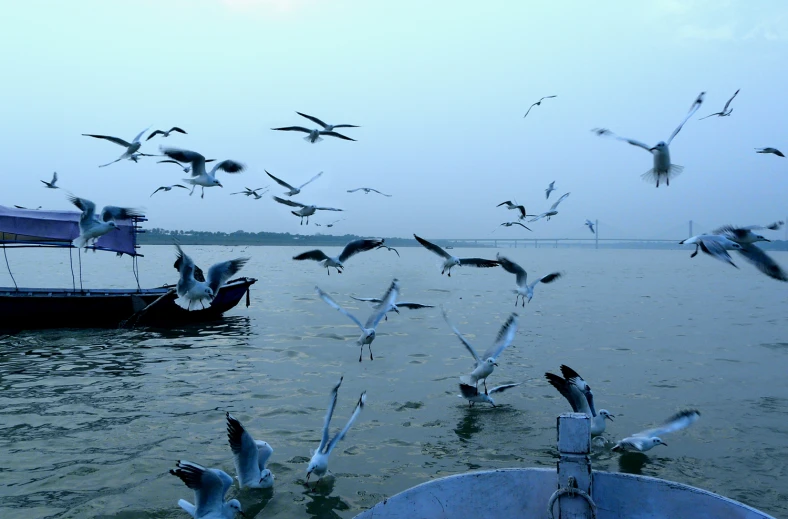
[667,91,704,145]
[212,159,245,174]
[722,89,739,112]
[101,206,143,222]
[459,382,480,399]
[321,131,356,141]
[272,196,306,208]
[537,272,563,285]
[206,258,248,294]
[295,111,328,129]
[496,253,527,286]
[226,413,261,484]
[549,192,570,211]
[365,279,399,329]
[633,409,701,438]
[272,126,312,133]
[169,460,232,515]
[737,245,788,281]
[293,249,330,262]
[338,238,384,263]
[67,195,96,221]
[458,258,500,268]
[480,313,518,360]
[318,377,343,454]
[396,302,434,310]
[145,130,165,141]
[560,364,596,416]
[489,382,521,395]
[265,170,295,190]
[414,234,451,259]
[82,134,131,148]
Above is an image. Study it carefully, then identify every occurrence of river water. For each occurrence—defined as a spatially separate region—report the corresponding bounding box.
[1,245,786,518]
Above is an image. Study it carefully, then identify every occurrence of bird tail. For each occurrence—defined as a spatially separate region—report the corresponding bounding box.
[460,374,477,386]
[73,234,88,249]
[640,164,683,186]
[304,135,323,143]
[174,294,211,311]
[291,211,300,217]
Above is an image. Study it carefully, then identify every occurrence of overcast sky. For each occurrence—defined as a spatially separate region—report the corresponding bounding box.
[3,0,788,240]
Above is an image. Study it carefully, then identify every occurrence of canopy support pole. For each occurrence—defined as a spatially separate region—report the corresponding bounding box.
[78,247,84,292]
[69,247,76,290]
[2,242,18,291]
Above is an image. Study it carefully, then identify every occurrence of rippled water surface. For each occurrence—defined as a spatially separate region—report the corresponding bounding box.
[1,245,787,518]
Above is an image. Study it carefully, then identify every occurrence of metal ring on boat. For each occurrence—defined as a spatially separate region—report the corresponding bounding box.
[547,476,598,519]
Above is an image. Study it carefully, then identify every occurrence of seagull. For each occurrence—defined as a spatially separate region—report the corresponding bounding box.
[41,172,59,189]
[231,187,267,197]
[612,410,701,453]
[528,192,570,222]
[349,295,433,320]
[272,196,343,225]
[315,279,399,362]
[173,244,249,310]
[14,205,41,210]
[306,377,366,489]
[545,365,614,436]
[82,126,151,167]
[146,126,187,140]
[293,238,384,274]
[679,234,743,268]
[442,308,518,392]
[458,382,521,408]
[711,222,788,281]
[545,181,556,199]
[596,92,705,187]
[158,158,216,174]
[160,147,245,198]
[226,412,274,489]
[296,111,359,131]
[496,253,563,305]
[376,243,400,257]
[169,460,244,519]
[496,200,528,220]
[314,219,345,228]
[150,184,188,197]
[413,234,499,277]
[347,187,392,197]
[67,195,143,249]
[523,95,557,118]
[265,170,323,196]
[585,219,595,234]
[271,125,355,143]
[498,222,532,231]
[755,147,785,158]
[699,89,739,120]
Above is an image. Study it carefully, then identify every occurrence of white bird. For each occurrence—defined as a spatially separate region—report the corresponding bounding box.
[498,221,532,231]
[496,253,562,306]
[545,365,614,436]
[347,187,392,197]
[496,200,528,220]
[710,223,788,281]
[67,195,142,249]
[585,219,595,234]
[296,111,360,132]
[82,126,151,168]
[306,377,366,488]
[442,308,518,393]
[226,412,274,489]
[413,234,499,277]
[755,147,785,158]
[349,295,433,321]
[265,170,323,196]
[271,125,355,143]
[170,460,243,519]
[160,147,245,199]
[150,184,188,197]
[699,89,739,120]
[523,95,557,118]
[612,410,701,453]
[173,245,249,311]
[596,91,705,187]
[458,382,521,408]
[272,196,343,225]
[41,172,59,189]
[293,238,384,274]
[231,187,267,197]
[679,234,743,269]
[529,192,570,222]
[315,279,399,362]
[545,181,555,199]
[146,126,187,140]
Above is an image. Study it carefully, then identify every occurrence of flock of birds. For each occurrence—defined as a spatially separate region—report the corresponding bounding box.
[20,91,788,518]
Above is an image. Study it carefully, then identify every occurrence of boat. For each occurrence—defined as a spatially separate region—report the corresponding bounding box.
[0,205,256,330]
[354,413,774,519]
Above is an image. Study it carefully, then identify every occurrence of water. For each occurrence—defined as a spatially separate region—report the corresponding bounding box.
[1,245,787,518]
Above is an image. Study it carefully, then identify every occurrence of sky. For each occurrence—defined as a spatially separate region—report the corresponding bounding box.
[2,0,788,240]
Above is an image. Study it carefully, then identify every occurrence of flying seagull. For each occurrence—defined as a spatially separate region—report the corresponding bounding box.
[699,89,739,120]
[349,295,433,320]
[711,222,787,281]
[296,111,359,131]
[306,377,366,489]
[496,253,562,305]
[585,219,595,234]
[226,412,274,489]
[414,234,499,277]
[347,187,392,197]
[68,195,142,249]
[293,238,384,274]
[376,243,400,256]
[41,172,59,189]
[272,196,343,225]
[315,219,345,228]
[442,308,518,392]
[612,410,700,453]
[315,279,399,362]
[498,222,532,231]
[146,126,187,140]
[14,205,41,210]
[160,147,245,198]
[529,192,570,222]
[755,147,785,158]
[266,170,323,196]
[545,365,613,436]
[545,181,556,199]
[231,187,267,197]
[82,126,152,168]
[169,460,243,519]
[271,126,355,143]
[158,158,216,174]
[679,234,743,269]
[173,244,248,310]
[458,382,521,408]
[523,95,557,118]
[595,91,705,187]
[497,200,528,220]
[150,184,188,197]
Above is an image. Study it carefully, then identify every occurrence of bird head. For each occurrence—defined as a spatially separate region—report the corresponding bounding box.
[486,358,498,368]
[227,499,244,517]
[260,469,274,486]
[755,234,770,243]
[651,141,667,152]
[214,179,223,187]
[599,410,614,421]
[203,287,215,299]
[651,437,667,447]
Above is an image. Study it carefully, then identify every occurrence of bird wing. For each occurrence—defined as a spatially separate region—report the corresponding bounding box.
[51,171,58,184]
[722,89,740,113]
[226,413,262,483]
[523,103,538,118]
[321,131,356,141]
[633,409,701,438]
[441,308,481,364]
[698,237,739,268]
[736,245,788,281]
[150,187,165,197]
[170,126,187,134]
[481,313,518,360]
[550,192,570,211]
[369,188,391,196]
[206,258,249,294]
[211,159,245,175]
[132,126,150,143]
[315,286,365,331]
[667,91,704,145]
[560,364,596,416]
[293,250,330,262]
[174,244,198,293]
[349,296,382,304]
[459,382,481,399]
[273,196,306,208]
[365,279,400,329]
[396,302,434,310]
[545,372,591,414]
[326,392,366,455]
[295,111,329,129]
[145,130,164,141]
[414,235,451,259]
[528,213,548,222]
[347,188,362,193]
[318,377,343,454]
[82,134,131,148]
[615,135,653,153]
[256,441,273,471]
[496,253,527,287]
[263,170,296,191]
[100,206,143,222]
[338,238,384,263]
[489,382,521,395]
[67,195,96,222]
[331,124,360,128]
[158,159,183,166]
[160,147,207,177]
[533,271,563,289]
[299,171,324,189]
[169,461,230,515]
[497,200,514,208]
[271,126,312,133]
[315,206,343,212]
[458,257,500,268]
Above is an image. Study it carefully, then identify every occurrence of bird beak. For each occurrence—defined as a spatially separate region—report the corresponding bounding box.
[605,414,614,421]
[764,238,771,242]
[660,441,668,447]
[238,512,247,517]
[218,183,224,188]
[493,362,499,367]
[649,147,657,151]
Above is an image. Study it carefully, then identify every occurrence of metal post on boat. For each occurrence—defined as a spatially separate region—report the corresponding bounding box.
[548,413,596,519]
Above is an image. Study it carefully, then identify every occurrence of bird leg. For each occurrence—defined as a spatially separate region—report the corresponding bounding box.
[201,187,205,199]
[369,344,373,361]
[483,379,488,393]
[359,344,363,363]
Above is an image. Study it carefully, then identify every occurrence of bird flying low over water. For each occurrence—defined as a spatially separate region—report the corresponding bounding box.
[350,295,433,320]
[82,126,152,168]
[498,221,532,231]
[173,244,249,310]
[41,172,59,189]
[595,91,705,187]
[585,219,595,234]
[296,111,359,131]
[679,234,742,268]
[699,89,739,120]
[497,200,528,220]
[545,181,556,199]
[293,238,384,274]
[150,184,188,197]
[545,365,613,436]
[458,382,521,408]
[271,125,355,143]
[413,234,499,277]
[68,195,143,249]
[146,126,187,140]
[523,95,557,118]
[160,147,245,199]
[231,187,267,197]
[529,192,570,222]
[612,410,700,453]
[272,196,343,225]
[170,460,243,519]
[266,170,323,196]
[755,147,784,157]
[347,187,392,197]
[496,253,563,305]
[226,412,274,489]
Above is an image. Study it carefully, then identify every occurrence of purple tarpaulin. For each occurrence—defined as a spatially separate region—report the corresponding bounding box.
[0,205,142,256]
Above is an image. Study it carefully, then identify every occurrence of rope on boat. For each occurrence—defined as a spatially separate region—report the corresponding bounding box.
[78,247,84,292]
[69,246,76,290]
[245,282,251,307]
[547,476,597,519]
[132,255,141,291]
[119,288,176,328]
[2,242,18,291]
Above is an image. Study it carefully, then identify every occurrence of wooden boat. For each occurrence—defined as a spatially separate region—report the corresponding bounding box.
[354,414,775,519]
[0,205,256,330]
